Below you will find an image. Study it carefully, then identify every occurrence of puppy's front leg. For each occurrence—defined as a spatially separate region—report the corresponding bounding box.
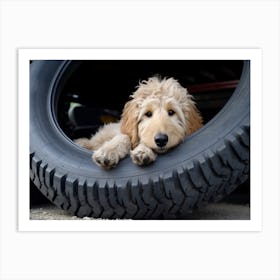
[93,134,131,169]
[130,143,157,166]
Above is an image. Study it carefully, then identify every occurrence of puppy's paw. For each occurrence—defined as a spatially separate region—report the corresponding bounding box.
[92,148,120,169]
[131,144,157,166]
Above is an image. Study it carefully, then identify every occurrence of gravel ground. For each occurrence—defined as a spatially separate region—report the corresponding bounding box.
[30,202,250,220]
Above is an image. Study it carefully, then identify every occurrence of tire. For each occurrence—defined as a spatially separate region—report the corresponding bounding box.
[30,60,250,219]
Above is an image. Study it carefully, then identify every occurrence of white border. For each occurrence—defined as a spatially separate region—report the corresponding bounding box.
[18,48,262,232]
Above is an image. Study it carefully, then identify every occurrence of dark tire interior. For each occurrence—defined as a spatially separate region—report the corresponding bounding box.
[55,60,243,140]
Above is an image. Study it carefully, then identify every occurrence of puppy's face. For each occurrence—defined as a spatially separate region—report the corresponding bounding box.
[137,97,186,153]
[121,77,203,152]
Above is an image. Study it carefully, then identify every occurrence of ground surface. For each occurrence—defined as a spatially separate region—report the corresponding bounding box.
[30,202,250,220]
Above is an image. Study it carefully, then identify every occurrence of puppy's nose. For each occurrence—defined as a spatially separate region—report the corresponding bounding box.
[154,133,168,148]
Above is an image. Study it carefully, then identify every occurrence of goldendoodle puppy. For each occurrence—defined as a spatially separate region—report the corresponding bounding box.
[75,76,203,168]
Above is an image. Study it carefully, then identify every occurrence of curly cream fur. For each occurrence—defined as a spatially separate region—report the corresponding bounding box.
[75,77,203,168]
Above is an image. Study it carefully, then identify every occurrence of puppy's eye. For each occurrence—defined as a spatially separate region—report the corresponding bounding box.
[145,111,153,118]
[168,109,175,116]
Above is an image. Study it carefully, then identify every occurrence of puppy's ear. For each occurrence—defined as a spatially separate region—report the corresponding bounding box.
[120,99,139,149]
[183,99,203,136]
